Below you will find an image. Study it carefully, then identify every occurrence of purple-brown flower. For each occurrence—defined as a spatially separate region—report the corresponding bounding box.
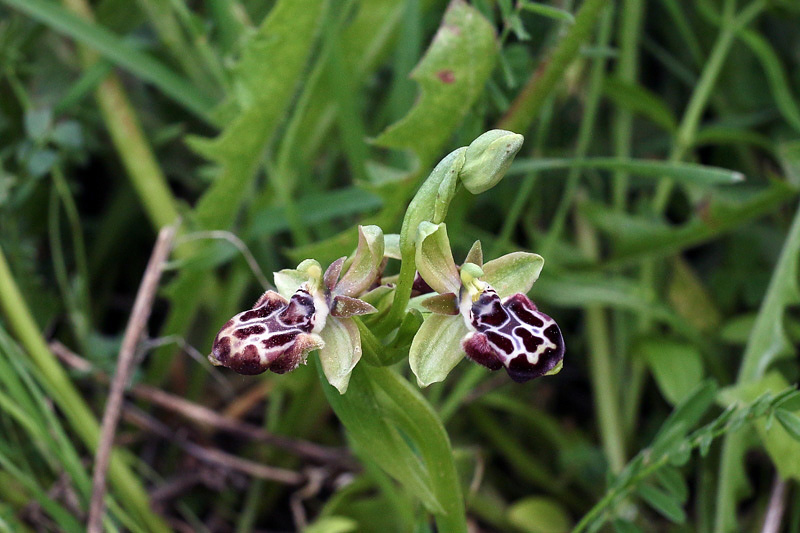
[209,226,384,393]
[409,222,564,386]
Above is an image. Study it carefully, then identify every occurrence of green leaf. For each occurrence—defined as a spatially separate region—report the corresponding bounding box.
[719,372,800,480]
[637,485,686,524]
[409,314,470,387]
[778,140,800,188]
[519,1,575,24]
[652,380,717,453]
[602,77,678,132]
[318,363,467,532]
[612,520,644,533]
[507,496,572,533]
[1,0,213,119]
[374,0,498,165]
[775,409,800,442]
[188,0,328,231]
[654,466,689,503]
[319,318,362,394]
[482,252,544,298]
[582,182,797,264]
[510,158,744,186]
[23,108,52,142]
[415,222,461,295]
[303,516,358,533]
[739,29,800,135]
[639,339,705,405]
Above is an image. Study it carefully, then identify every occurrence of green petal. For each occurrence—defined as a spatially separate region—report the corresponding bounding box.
[460,130,524,194]
[482,252,544,298]
[415,222,460,295]
[273,259,323,297]
[319,317,362,394]
[409,314,470,387]
[384,234,402,259]
[336,225,384,297]
[464,240,483,267]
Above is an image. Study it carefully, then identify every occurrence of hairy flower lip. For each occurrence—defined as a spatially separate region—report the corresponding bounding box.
[411,228,564,386]
[463,291,565,383]
[209,289,324,376]
[210,226,383,393]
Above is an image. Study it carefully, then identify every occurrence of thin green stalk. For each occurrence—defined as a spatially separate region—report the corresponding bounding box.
[490,95,555,258]
[575,212,627,474]
[134,0,218,94]
[0,247,170,532]
[652,0,743,213]
[497,0,609,133]
[611,0,643,211]
[51,167,91,346]
[541,4,613,256]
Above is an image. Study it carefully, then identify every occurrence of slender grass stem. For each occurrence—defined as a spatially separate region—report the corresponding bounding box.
[575,211,627,474]
[497,0,609,133]
[0,246,170,532]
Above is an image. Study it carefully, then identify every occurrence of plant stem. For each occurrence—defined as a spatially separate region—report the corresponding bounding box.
[611,0,643,211]
[497,0,609,133]
[575,211,627,474]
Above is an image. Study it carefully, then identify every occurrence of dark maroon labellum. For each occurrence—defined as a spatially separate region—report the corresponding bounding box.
[209,290,322,375]
[462,290,564,383]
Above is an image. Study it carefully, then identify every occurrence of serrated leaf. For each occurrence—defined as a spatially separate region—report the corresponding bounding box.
[374,0,498,165]
[188,0,328,231]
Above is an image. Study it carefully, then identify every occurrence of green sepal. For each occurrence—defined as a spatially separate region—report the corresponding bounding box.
[273,258,322,298]
[409,314,470,387]
[482,252,544,298]
[336,225,385,297]
[415,222,460,295]
[318,317,362,394]
[332,295,378,318]
[464,240,483,267]
[420,293,459,315]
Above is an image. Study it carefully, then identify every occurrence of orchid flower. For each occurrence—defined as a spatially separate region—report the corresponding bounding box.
[409,222,564,387]
[209,225,383,393]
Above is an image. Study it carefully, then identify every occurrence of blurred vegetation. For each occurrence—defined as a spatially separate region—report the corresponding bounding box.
[1,0,800,531]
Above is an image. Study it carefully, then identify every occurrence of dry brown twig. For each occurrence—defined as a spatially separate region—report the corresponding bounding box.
[51,341,353,467]
[122,405,305,485]
[87,224,177,533]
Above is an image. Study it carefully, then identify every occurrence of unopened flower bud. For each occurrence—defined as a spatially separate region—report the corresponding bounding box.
[459,129,524,194]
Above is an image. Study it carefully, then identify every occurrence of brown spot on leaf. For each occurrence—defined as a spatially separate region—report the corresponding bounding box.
[437,70,455,84]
